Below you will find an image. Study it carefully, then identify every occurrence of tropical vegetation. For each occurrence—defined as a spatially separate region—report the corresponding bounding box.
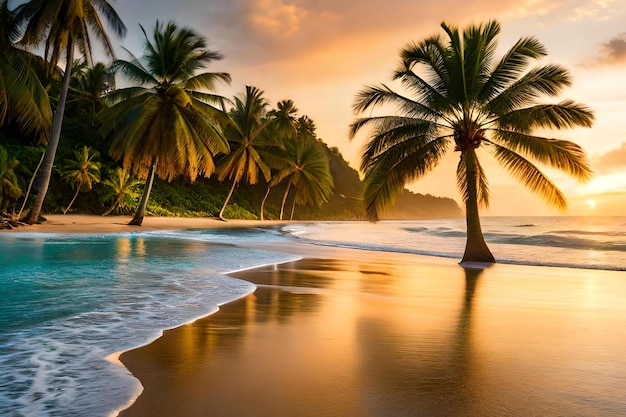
[101,167,142,216]
[1,4,468,226]
[0,0,50,141]
[350,20,593,263]
[0,145,22,213]
[11,0,126,224]
[216,87,297,220]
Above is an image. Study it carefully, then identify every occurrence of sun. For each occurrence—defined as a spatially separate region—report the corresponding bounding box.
[586,199,596,209]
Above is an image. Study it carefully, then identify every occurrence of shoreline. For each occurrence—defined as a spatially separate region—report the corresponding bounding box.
[0,214,289,234]
[116,250,626,417]
[4,215,626,416]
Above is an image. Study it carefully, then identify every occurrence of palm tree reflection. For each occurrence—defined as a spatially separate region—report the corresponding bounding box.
[355,266,486,417]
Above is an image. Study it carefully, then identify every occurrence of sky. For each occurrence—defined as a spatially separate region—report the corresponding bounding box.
[107,0,626,215]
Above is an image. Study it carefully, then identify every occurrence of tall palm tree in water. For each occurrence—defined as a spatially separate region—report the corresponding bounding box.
[12,0,126,224]
[100,21,231,225]
[350,20,593,263]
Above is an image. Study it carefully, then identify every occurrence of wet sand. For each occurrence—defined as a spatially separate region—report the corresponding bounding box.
[118,248,626,417]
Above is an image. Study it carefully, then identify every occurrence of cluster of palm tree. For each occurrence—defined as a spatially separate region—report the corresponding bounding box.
[1,1,333,225]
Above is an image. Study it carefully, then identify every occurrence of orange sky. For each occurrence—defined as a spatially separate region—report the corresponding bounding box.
[112,0,626,216]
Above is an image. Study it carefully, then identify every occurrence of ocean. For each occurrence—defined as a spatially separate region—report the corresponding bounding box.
[1,216,625,416]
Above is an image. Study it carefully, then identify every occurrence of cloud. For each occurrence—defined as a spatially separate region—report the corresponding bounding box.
[582,32,626,67]
[202,0,525,64]
[592,142,626,173]
[600,33,626,63]
[249,2,307,36]
[568,0,621,21]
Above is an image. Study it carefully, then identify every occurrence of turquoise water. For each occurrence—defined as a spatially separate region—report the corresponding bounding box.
[1,217,626,416]
[0,229,299,417]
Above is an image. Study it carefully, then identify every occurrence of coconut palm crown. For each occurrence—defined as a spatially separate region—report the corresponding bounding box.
[350,20,593,263]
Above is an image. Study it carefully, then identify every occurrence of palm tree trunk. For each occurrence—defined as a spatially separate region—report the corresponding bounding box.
[102,201,118,216]
[63,186,81,214]
[260,186,271,221]
[461,150,495,264]
[279,177,293,220]
[289,194,296,220]
[218,180,237,221]
[18,150,45,220]
[129,160,156,226]
[26,39,74,224]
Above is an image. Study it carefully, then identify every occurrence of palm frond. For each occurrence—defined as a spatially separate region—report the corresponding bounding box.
[495,100,594,131]
[479,36,546,102]
[490,143,567,209]
[191,91,232,109]
[392,67,456,116]
[352,84,445,122]
[355,116,443,171]
[489,129,592,181]
[101,86,150,106]
[91,0,127,38]
[111,58,156,86]
[462,20,501,101]
[185,72,231,91]
[362,136,450,220]
[488,64,572,114]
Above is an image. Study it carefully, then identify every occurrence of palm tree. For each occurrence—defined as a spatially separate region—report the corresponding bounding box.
[67,61,113,116]
[101,167,142,216]
[0,0,51,140]
[12,0,126,224]
[60,145,100,214]
[259,100,300,220]
[350,21,593,263]
[217,86,284,220]
[275,117,333,220]
[100,21,231,225]
[0,146,22,213]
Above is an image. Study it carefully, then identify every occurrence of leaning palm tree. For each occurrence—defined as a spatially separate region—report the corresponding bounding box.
[0,0,50,140]
[101,167,142,216]
[216,86,286,220]
[100,21,231,225]
[60,145,101,214]
[350,20,593,263]
[12,0,126,224]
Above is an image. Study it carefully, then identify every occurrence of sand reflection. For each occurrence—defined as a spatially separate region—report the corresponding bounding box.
[120,255,626,417]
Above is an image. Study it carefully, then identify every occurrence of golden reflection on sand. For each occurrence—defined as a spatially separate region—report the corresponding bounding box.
[119,252,626,417]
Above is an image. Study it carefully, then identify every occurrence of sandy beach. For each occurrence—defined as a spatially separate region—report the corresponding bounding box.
[0,214,285,234]
[4,215,626,416]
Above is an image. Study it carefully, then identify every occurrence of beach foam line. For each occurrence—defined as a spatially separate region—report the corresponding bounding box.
[107,256,302,417]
